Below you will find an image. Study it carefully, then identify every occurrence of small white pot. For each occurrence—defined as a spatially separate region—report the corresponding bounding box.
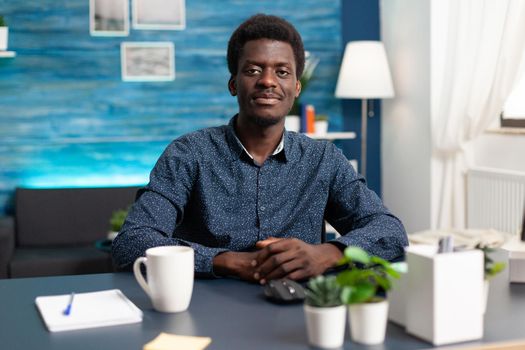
[304,304,346,349]
[107,230,119,241]
[314,120,329,135]
[0,27,8,51]
[285,115,300,132]
[348,300,389,345]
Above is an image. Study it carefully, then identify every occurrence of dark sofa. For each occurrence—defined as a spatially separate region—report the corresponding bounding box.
[0,186,140,278]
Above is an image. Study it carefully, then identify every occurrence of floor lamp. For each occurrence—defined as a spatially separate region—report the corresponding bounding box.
[335,41,394,178]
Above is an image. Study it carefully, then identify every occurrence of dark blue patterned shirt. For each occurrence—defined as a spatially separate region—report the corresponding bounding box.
[112,117,408,276]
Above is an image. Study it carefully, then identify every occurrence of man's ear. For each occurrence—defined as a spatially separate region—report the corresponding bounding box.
[295,79,302,98]
[228,76,237,96]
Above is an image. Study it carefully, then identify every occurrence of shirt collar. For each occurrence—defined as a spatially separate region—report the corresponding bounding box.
[236,134,284,160]
[225,115,293,163]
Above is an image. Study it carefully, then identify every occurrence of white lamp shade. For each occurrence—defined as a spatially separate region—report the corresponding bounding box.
[335,41,394,99]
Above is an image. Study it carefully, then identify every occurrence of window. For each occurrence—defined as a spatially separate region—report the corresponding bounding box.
[501,51,525,128]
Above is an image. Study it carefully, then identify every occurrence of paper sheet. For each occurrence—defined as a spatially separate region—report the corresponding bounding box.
[35,289,143,332]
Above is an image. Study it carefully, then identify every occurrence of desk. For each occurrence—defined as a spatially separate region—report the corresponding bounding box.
[1,255,524,350]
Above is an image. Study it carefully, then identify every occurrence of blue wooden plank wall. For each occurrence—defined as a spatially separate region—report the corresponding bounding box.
[0,0,342,215]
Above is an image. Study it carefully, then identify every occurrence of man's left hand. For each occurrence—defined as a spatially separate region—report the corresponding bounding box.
[252,238,343,284]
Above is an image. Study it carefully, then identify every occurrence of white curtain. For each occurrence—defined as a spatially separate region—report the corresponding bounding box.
[431,0,525,229]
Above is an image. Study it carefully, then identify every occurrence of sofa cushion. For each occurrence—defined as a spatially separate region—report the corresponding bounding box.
[15,186,139,246]
[8,246,113,278]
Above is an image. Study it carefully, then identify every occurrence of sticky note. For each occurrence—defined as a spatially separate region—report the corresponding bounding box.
[144,333,212,350]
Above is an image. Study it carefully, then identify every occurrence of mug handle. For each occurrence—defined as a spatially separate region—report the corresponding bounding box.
[133,257,151,297]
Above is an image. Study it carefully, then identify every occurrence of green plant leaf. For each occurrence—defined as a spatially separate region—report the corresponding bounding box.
[336,269,362,287]
[374,273,392,292]
[370,256,389,267]
[383,266,401,279]
[336,270,352,287]
[369,256,400,278]
[350,282,375,303]
[340,286,353,304]
[305,275,342,307]
[336,246,403,303]
[336,256,348,266]
[476,244,506,279]
[109,207,130,232]
[487,262,506,278]
[344,246,370,265]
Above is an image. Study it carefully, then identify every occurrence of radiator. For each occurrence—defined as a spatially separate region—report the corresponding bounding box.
[467,167,525,234]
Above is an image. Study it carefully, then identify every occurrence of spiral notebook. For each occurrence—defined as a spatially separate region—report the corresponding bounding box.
[35,289,143,332]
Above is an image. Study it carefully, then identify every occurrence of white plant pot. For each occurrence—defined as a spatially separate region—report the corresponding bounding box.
[314,120,329,135]
[285,115,300,132]
[107,230,119,241]
[348,300,389,345]
[0,27,8,51]
[304,304,346,349]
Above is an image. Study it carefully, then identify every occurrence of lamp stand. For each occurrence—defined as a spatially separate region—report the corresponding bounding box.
[360,98,368,178]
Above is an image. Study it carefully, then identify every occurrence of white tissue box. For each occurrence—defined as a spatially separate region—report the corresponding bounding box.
[405,245,484,346]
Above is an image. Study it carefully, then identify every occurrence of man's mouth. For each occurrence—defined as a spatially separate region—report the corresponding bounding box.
[252,93,281,106]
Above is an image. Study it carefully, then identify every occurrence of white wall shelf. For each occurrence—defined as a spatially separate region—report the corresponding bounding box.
[0,51,16,58]
[305,131,356,140]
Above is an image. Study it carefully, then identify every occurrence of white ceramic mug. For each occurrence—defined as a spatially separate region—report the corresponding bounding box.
[133,246,194,313]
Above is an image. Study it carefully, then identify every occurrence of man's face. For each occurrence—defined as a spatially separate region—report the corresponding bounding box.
[229,39,301,127]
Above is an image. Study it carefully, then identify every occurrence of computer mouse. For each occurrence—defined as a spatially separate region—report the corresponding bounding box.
[263,278,306,304]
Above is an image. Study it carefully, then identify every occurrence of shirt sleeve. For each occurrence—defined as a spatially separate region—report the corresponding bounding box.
[324,145,408,261]
[111,139,228,277]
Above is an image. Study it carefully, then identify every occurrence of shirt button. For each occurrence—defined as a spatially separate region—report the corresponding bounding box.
[260,206,266,211]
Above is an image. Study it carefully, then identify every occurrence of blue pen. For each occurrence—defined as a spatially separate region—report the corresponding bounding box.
[63,292,75,316]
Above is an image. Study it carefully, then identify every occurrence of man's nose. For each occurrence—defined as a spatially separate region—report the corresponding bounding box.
[257,69,277,88]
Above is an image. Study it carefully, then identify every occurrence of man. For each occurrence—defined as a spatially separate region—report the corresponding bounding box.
[112,14,408,284]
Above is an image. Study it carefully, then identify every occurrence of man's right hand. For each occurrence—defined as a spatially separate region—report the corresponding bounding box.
[255,237,284,249]
[212,251,260,282]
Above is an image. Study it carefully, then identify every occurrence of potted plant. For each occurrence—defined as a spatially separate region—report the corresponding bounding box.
[314,115,329,135]
[476,243,506,313]
[290,51,320,116]
[108,207,129,241]
[336,246,400,345]
[0,16,8,51]
[303,275,346,349]
[285,51,320,132]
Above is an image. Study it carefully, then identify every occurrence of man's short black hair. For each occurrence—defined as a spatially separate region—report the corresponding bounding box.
[227,14,305,79]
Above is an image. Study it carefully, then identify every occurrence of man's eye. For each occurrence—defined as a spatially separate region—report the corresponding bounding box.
[277,70,291,77]
[246,68,261,75]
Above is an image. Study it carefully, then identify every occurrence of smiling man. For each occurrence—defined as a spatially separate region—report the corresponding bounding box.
[112,14,408,283]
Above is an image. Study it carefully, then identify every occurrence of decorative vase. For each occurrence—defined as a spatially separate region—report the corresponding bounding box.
[0,27,8,51]
[348,299,389,345]
[285,115,300,132]
[304,304,346,349]
[314,120,329,135]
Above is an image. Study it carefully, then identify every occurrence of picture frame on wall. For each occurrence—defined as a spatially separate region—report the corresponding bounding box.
[121,42,175,82]
[90,0,130,36]
[132,0,186,30]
